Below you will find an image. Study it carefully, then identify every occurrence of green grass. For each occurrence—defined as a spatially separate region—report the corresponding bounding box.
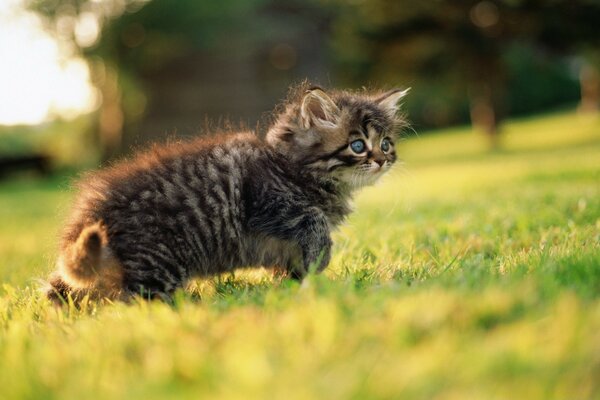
[1,110,599,399]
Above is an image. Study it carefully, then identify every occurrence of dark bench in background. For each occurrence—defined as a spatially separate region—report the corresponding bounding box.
[0,154,51,179]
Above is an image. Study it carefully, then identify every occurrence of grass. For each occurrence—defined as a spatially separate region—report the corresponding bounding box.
[0,109,599,399]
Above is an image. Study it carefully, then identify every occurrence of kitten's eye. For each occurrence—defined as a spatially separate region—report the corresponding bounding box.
[381,138,391,153]
[350,139,366,154]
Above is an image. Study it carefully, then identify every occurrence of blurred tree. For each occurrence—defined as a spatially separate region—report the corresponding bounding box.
[28,0,331,160]
[519,1,600,114]
[326,0,600,146]
[577,53,600,113]
[27,0,599,156]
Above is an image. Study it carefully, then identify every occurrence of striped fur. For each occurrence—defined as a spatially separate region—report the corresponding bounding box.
[46,84,408,303]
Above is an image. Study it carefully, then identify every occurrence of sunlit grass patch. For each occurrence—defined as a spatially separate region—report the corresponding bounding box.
[0,109,598,399]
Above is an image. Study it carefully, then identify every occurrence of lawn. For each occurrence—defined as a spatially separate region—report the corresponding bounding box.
[0,110,599,399]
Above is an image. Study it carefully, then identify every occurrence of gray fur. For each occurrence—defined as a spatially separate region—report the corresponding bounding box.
[46,84,408,302]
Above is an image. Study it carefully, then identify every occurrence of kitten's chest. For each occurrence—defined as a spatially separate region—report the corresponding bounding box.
[315,191,353,229]
[324,200,352,229]
[298,177,353,229]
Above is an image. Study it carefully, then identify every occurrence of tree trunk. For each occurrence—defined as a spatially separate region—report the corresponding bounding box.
[465,51,506,150]
[97,66,124,162]
[579,63,600,113]
[468,82,500,149]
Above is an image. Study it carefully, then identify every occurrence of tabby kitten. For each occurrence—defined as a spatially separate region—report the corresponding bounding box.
[46,84,409,303]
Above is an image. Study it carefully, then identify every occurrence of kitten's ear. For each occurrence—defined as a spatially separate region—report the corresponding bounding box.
[376,88,410,116]
[300,87,340,129]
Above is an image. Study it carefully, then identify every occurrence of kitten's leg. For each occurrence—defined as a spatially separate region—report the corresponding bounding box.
[250,205,332,280]
[118,259,184,301]
[45,272,88,305]
[111,237,193,301]
[294,214,332,279]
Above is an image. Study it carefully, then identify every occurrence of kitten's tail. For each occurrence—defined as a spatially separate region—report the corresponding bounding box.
[45,222,124,305]
[58,222,110,287]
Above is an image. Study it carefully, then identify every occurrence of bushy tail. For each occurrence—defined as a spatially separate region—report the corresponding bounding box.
[59,222,108,287]
[46,222,124,305]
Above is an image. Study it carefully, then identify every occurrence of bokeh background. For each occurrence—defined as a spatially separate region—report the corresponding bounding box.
[0,0,598,168]
[1,3,599,398]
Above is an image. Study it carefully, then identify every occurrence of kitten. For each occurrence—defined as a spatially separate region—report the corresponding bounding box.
[45,84,409,303]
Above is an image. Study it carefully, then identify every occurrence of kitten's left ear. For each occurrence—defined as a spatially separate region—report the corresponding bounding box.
[300,87,340,129]
[376,88,410,116]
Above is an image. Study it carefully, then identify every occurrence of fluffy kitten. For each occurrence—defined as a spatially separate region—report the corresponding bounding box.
[46,84,408,303]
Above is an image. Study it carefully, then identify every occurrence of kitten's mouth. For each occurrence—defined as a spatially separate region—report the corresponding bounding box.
[358,165,387,180]
[338,163,390,188]
[366,163,388,174]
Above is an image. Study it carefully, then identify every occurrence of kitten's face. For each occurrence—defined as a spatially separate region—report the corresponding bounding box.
[332,124,397,188]
[267,87,408,189]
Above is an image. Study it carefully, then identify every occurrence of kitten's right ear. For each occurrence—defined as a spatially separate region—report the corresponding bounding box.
[300,88,340,129]
[376,88,410,117]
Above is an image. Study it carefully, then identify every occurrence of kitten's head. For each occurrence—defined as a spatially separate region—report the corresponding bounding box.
[266,85,409,189]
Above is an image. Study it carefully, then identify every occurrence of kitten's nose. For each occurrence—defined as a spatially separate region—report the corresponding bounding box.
[374,159,385,167]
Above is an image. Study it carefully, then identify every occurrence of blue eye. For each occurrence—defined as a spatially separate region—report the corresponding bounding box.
[381,138,391,152]
[350,139,366,153]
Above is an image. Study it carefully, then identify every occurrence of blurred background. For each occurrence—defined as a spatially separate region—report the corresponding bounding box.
[0,0,599,171]
[1,3,600,396]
